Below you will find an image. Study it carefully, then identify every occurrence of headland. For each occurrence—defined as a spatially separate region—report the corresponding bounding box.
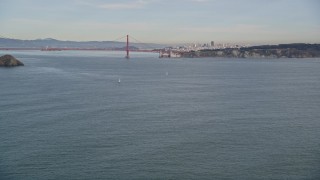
[179,43,320,58]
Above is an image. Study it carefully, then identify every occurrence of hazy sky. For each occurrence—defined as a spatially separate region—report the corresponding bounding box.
[0,0,319,44]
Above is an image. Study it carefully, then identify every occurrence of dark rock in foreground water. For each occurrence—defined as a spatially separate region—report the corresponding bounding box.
[0,54,24,67]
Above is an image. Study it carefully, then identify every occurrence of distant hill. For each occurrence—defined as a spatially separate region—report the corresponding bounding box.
[241,43,320,51]
[0,38,164,49]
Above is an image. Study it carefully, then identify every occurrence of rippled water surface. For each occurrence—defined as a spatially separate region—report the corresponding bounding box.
[1,51,320,179]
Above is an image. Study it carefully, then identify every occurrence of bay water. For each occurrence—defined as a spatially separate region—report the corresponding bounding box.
[1,51,320,179]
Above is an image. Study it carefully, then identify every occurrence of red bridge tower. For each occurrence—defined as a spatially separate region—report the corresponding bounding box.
[125,35,129,59]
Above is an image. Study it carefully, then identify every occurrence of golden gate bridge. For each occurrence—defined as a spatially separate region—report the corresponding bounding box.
[0,34,181,58]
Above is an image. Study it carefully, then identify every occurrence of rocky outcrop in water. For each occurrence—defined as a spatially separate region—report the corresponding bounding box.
[0,55,24,67]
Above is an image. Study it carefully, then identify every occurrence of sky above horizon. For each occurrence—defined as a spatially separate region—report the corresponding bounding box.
[0,0,319,45]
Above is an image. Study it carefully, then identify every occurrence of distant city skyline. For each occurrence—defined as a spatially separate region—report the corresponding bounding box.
[0,0,319,45]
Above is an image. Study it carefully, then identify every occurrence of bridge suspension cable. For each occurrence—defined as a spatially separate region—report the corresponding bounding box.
[111,35,127,42]
[129,35,158,50]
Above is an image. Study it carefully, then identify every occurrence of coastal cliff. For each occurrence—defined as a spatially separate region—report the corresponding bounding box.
[180,43,320,58]
[0,55,24,67]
